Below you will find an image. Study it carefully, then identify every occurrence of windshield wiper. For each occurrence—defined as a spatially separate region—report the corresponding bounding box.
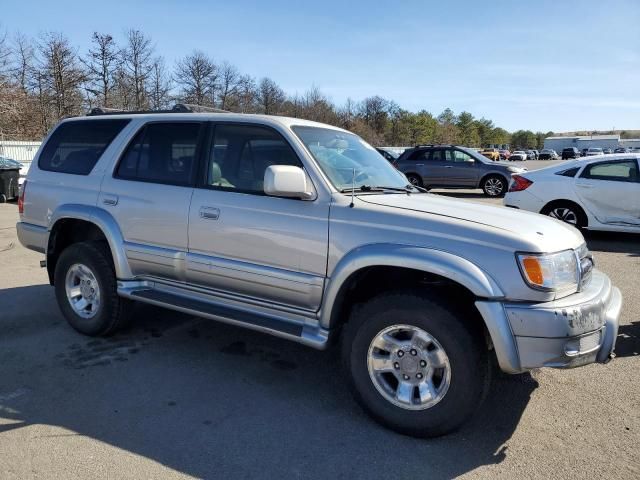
[340,184,427,194]
[340,185,384,193]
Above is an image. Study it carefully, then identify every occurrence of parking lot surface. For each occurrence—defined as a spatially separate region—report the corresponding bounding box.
[1,162,638,479]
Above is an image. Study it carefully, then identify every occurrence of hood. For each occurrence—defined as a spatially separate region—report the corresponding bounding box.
[357,193,584,250]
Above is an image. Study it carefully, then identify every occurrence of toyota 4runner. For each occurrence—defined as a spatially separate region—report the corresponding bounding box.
[17,108,622,437]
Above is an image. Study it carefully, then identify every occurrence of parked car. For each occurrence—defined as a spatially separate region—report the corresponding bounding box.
[395,144,526,196]
[16,109,621,438]
[499,149,511,160]
[538,149,558,160]
[525,150,536,160]
[586,147,604,156]
[480,148,500,161]
[561,147,581,160]
[505,154,640,233]
[602,148,613,154]
[509,150,527,161]
[614,147,629,153]
[376,147,399,163]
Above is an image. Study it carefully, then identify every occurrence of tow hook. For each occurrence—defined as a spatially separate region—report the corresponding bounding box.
[40,260,46,268]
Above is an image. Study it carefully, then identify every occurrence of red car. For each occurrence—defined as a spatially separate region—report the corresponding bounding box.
[499,149,511,160]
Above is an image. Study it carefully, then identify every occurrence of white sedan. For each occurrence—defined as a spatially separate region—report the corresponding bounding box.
[504,154,640,233]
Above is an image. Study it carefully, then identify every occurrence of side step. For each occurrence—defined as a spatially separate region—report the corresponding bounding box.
[119,286,329,349]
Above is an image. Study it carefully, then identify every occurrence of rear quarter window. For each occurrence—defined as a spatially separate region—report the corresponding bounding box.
[38,119,130,175]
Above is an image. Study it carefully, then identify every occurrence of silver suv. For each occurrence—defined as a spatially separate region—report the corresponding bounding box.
[395,145,526,197]
[17,110,621,437]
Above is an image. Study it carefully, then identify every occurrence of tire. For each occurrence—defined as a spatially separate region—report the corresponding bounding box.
[541,201,587,229]
[341,292,490,438]
[0,194,6,203]
[481,175,507,197]
[406,174,423,187]
[54,241,133,336]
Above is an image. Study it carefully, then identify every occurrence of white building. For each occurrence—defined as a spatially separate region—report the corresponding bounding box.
[0,140,42,164]
[543,134,621,152]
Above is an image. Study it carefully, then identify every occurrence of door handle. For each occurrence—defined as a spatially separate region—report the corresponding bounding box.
[199,206,220,220]
[576,184,594,189]
[415,163,424,167]
[444,166,453,168]
[103,195,118,206]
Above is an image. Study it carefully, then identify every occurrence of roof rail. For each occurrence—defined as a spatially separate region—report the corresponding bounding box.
[87,104,231,116]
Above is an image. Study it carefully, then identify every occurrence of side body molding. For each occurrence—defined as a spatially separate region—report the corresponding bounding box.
[48,204,133,279]
[320,243,505,329]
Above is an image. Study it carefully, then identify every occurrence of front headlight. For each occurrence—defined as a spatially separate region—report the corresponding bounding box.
[516,250,579,291]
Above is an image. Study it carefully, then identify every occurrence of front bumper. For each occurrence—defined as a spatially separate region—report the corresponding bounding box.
[476,269,621,373]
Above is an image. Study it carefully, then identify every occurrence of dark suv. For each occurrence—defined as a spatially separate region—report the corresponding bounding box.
[395,145,526,197]
[561,147,580,160]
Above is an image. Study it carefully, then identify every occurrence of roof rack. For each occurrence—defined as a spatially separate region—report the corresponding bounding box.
[413,144,454,148]
[87,103,231,116]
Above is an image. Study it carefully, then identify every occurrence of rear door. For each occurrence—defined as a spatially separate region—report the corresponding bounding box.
[574,159,640,226]
[99,121,204,281]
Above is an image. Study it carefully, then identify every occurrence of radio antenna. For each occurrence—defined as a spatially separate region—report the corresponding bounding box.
[350,168,356,208]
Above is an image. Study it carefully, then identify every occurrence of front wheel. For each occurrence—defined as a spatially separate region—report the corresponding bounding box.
[342,293,490,437]
[406,174,423,187]
[482,175,507,197]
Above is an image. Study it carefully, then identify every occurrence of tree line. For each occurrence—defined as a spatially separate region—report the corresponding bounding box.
[0,28,553,148]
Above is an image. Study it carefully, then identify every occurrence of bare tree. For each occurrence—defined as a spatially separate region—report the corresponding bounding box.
[232,74,254,113]
[174,50,216,106]
[257,77,285,115]
[12,32,34,94]
[148,56,171,109]
[38,32,85,121]
[122,29,154,109]
[83,32,119,108]
[217,61,239,110]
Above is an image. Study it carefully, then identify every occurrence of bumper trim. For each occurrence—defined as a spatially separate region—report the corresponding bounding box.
[16,221,47,254]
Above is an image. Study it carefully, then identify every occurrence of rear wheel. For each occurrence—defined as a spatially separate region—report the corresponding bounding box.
[54,241,133,336]
[342,292,490,437]
[406,174,423,187]
[481,175,507,197]
[541,201,587,228]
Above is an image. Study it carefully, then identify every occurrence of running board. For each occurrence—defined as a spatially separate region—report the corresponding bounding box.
[118,283,329,349]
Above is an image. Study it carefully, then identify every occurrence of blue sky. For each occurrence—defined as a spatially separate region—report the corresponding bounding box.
[3,0,639,132]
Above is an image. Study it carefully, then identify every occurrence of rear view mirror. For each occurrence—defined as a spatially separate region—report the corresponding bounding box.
[264,165,315,200]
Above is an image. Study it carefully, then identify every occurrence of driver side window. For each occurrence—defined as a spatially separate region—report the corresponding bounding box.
[450,150,473,163]
[206,124,302,194]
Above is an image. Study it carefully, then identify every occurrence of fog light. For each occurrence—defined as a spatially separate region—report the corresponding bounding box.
[564,330,602,356]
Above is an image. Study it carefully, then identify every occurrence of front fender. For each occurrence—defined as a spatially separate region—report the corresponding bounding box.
[48,204,133,279]
[320,243,505,329]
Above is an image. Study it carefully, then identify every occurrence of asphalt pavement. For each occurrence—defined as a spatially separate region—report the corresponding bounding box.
[0,164,638,479]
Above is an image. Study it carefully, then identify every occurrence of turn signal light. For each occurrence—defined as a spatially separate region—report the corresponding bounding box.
[521,256,544,285]
[509,175,533,192]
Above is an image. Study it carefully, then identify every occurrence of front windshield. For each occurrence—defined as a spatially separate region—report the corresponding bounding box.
[292,126,410,191]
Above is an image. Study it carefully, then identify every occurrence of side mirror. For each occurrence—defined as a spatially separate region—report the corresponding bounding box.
[264,165,315,200]
[465,158,475,163]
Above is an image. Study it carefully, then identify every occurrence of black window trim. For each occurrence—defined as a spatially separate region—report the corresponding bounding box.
[39,118,131,176]
[112,120,207,187]
[579,158,640,183]
[194,121,309,198]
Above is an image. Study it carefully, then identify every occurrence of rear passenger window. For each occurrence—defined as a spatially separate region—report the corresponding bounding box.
[580,160,638,183]
[205,124,301,194]
[116,122,202,186]
[39,119,130,175]
[556,167,580,177]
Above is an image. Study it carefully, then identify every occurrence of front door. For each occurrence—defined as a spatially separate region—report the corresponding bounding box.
[187,123,330,311]
[575,159,640,226]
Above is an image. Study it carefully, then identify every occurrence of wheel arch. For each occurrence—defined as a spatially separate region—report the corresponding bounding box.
[479,171,509,187]
[320,244,505,331]
[47,204,132,284]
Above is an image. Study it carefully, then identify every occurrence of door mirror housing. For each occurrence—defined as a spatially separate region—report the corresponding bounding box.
[264,165,315,200]
[464,158,475,163]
